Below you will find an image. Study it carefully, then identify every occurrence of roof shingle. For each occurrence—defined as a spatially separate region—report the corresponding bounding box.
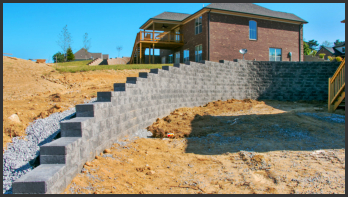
[206,3,307,23]
[151,12,191,21]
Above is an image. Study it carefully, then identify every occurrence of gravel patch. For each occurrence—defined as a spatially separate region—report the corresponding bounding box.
[3,98,96,194]
[3,97,153,194]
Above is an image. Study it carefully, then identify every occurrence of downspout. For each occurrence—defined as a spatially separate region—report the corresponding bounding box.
[208,9,211,61]
[299,24,302,62]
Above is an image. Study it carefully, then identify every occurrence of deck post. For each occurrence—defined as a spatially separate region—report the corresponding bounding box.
[149,47,151,64]
[140,43,142,64]
[153,43,155,64]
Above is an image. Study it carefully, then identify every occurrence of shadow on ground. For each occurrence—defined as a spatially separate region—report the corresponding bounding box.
[184,110,345,155]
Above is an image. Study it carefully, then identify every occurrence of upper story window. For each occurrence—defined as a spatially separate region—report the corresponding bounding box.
[269,48,282,61]
[343,47,345,53]
[249,20,257,40]
[195,16,202,35]
[183,49,189,63]
[195,45,202,62]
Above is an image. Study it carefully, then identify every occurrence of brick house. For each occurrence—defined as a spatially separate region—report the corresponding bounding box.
[130,3,308,64]
[315,42,345,60]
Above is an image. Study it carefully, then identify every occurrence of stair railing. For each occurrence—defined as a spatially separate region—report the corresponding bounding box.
[130,32,140,64]
[328,58,345,112]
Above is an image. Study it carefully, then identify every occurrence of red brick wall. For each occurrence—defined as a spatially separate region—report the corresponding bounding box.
[209,12,302,62]
[160,12,208,63]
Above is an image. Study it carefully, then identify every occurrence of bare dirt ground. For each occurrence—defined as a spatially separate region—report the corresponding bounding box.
[3,56,150,151]
[63,99,345,194]
[3,56,345,194]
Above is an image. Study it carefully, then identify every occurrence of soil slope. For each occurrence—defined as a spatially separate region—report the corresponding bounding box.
[3,56,149,150]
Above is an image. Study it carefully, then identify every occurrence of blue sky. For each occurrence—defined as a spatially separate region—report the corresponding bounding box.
[3,3,345,62]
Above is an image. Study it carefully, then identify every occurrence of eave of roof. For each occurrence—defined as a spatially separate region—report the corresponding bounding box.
[140,4,307,29]
[205,6,308,24]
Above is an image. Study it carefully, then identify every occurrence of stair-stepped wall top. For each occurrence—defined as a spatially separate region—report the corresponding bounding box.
[12,60,340,194]
[88,58,103,66]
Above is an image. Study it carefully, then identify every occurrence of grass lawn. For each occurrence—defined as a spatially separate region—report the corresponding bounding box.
[54,60,172,73]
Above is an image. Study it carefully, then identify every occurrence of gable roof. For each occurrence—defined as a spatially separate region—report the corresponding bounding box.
[206,3,307,23]
[151,12,191,21]
[74,48,92,59]
[321,46,343,56]
[140,3,307,29]
[334,41,345,47]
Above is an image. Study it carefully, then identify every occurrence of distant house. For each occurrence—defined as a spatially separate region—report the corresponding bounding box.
[316,42,345,60]
[74,48,109,61]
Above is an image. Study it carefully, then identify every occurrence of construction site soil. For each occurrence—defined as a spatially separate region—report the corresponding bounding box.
[3,56,149,151]
[3,56,345,194]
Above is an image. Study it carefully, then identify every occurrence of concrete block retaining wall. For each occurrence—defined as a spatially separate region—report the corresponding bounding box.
[12,60,339,194]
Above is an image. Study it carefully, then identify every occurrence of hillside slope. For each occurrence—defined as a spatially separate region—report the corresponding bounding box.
[3,56,149,150]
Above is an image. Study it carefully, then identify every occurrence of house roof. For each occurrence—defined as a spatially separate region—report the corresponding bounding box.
[74,48,92,59]
[334,41,345,47]
[321,46,343,56]
[206,3,308,23]
[140,3,307,29]
[151,12,191,21]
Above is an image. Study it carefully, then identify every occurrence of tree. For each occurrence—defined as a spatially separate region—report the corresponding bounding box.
[303,41,311,55]
[52,52,64,63]
[319,40,333,50]
[307,39,319,51]
[83,33,91,60]
[57,25,72,62]
[116,46,123,58]
[334,39,343,46]
[309,50,317,57]
[66,46,75,61]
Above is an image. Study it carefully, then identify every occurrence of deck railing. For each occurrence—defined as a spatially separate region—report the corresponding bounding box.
[328,58,345,112]
[139,31,184,43]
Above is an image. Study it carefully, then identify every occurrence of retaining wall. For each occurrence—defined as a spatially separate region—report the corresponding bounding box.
[12,60,339,194]
[88,58,103,66]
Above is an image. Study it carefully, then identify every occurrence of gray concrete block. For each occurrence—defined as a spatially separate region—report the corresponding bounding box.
[12,164,66,194]
[114,83,126,91]
[60,117,94,137]
[40,137,81,155]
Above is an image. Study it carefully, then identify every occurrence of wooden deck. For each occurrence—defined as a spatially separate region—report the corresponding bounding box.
[130,31,184,64]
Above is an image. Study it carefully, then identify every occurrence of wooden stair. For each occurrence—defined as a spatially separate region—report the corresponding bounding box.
[129,33,140,64]
[328,58,345,112]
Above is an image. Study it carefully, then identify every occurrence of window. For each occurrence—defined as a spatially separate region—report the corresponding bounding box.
[249,20,257,40]
[343,47,345,52]
[183,49,189,63]
[175,52,180,64]
[195,16,202,35]
[269,48,282,61]
[168,54,173,63]
[195,45,202,62]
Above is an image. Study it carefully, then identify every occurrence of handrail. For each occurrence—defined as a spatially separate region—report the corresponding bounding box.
[328,58,345,112]
[130,32,140,64]
[330,58,345,84]
[139,31,184,43]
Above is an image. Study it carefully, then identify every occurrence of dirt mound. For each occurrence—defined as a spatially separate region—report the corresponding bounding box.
[147,99,263,138]
[3,56,150,151]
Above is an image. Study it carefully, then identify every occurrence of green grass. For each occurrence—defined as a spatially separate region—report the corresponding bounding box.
[54,60,172,73]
